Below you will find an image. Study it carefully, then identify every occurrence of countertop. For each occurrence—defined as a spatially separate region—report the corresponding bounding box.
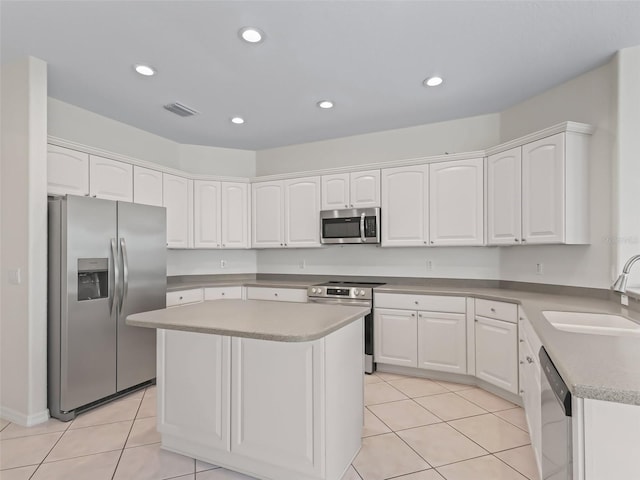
[127,299,369,342]
[376,284,640,406]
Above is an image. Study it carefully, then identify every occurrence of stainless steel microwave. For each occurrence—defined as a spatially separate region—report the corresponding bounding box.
[320,207,381,244]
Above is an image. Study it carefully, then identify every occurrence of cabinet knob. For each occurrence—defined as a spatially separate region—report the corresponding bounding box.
[179,296,183,300]
[217,244,220,247]
[519,317,524,321]
[414,301,419,305]
[526,356,534,364]
[474,318,478,322]
[221,292,225,296]
[84,193,90,197]
[520,361,524,365]
[521,239,526,242]
[490,308,496,312]
[92,195,97,198]
[423,241,427,244]
[350,204,353,207]
[411,313,415,317]
[345,204,348,208]
[274,293,278,297]
[222,244,225,247]
[519,339,524,343]
[284,243,287,247]
[515,238,519,242]
[520,389,524,394]
[430,241,434,244]
[280,243,284,246]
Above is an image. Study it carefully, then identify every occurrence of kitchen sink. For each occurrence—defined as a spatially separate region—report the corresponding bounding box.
[542,311,640,337]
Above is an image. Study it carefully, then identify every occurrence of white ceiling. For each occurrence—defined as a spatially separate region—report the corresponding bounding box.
[2,1,640,150]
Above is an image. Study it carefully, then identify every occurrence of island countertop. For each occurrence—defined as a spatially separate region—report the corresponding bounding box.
[126,299,370,342]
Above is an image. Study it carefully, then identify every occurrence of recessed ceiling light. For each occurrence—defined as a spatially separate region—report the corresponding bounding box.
[317,100,334,109]
[231,117,245,124]
[423,76,443,87]
[134,64,156,76]
[239,27,264,43]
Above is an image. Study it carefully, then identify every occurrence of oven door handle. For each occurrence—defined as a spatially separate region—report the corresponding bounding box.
[308,297,372,308]
[360,213,366,242]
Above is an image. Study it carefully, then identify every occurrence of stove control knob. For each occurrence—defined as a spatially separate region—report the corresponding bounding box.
[359,290,366,296]
[311,288,316,294]
[313,288,319,294]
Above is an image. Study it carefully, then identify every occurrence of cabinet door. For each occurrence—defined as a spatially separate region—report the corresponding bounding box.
[381,164,429,246]
[158,330,230,452]
[522,133,565,244]
[245,287,307,303]
[475,316,518,394]
[350,169,380,208]
[203,286,243,300]
[133,166,163,207]
[321,173,349,210]
[194,180,221,248]
[284,176,321,248]
[231,336,324,477]
[89,156,133,201]
[418,311,467,374]
[163,173,193,249]
[487,148,522,245]
[429,158,484,246]
[251,181,284,248]
[166,289,204,307]
[47,145,89,196]
[374,308,418,367]
[221,182,249,249]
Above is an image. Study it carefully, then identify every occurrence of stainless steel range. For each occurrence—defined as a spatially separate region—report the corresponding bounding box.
[307,281,384,374]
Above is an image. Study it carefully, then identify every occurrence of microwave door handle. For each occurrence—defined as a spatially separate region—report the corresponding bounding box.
[360,213,366,243]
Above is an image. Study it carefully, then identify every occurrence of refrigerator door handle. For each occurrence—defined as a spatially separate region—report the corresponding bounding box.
[119,238,129,314]
[110,238,118,314]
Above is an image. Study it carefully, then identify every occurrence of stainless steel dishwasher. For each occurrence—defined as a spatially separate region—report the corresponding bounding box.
[539,347,572,480]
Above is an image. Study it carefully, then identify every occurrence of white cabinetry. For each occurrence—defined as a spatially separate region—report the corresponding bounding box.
[158,330,230,451]
[195,181,250,249]
[487,147,522,245]
[374,293,467,373]
[47,145,89,196]
[221,182,250,249]
[518,309,542,476]
[194,180,221,248]
[487,131,590,245]
[89,156,133,202]
[166,288,204,307]
[381,164,429,246]
[133,166,163,206]
[475,299,519,394]
[321,169,380,210]
[163,173,193,249]
[203,286,244,300]
[245,287,307,303]
[251,176,321,248]
[429,158,484,246]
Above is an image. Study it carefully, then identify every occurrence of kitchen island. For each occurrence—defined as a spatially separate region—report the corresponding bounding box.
[127,299,369,480]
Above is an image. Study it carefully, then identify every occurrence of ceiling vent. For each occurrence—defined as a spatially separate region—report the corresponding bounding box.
[163,102,199,117]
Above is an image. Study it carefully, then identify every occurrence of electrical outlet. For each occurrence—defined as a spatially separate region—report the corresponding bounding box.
[298,259,306,269]
[426,259,433,271]
[536,263,544,275]
[220,260,226,269]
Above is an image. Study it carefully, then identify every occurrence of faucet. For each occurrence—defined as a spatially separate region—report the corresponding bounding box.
[611,254,640,293]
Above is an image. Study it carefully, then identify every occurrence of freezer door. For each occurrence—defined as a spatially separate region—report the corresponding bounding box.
[116,202,167,391]
[61,196,118,411]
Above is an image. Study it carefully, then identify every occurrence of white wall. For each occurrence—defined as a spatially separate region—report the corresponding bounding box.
[498,62,616,288]
[167,249,257,276]
[613,46,640,288]
[257,113,500,176]
[1,57,49,425]
[178,144,255,178]
[256,114,502,278]
[258,246,500,280]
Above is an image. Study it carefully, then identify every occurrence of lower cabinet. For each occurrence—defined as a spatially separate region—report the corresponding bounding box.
[166,288,204,307]
[374,294,467,373]
[374,309,418,367]
[157,318,364,480]
[204,286,244,301]
[475,300,519,395]
[245,286,307,303]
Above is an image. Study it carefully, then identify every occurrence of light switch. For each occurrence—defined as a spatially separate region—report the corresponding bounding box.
[8,268,22,285]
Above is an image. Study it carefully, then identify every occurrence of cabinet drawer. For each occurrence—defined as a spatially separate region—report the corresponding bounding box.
[475,299,518,323]
[246,287,307,303]
[204,286,243,301]
[375,293,465,313]
[166,289,204,307]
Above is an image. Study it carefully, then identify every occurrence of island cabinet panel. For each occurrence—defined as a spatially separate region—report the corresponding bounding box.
[231,337,324,477]
[157,330,231,451]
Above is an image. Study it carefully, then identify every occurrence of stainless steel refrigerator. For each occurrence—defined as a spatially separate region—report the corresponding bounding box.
[48,195,166,421]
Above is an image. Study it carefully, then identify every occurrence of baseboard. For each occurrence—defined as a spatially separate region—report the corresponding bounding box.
[0,405,50,426]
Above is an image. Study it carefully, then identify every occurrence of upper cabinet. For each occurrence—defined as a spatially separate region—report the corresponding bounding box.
[194,180,222,248]
[163,173,193,249]
[89,156,133,202]
[429,158,484,246]
[487,131,589,245]
[133,166,163,207]
[487,147,522,245]
[221,182,250,249]
[48,145,89,196]
[321,169,380,210]
[381,164,429,247]
[194,181,249,249]
[252,176,321,248]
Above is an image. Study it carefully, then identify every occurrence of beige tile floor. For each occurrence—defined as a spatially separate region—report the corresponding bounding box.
[0,372,540,480]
